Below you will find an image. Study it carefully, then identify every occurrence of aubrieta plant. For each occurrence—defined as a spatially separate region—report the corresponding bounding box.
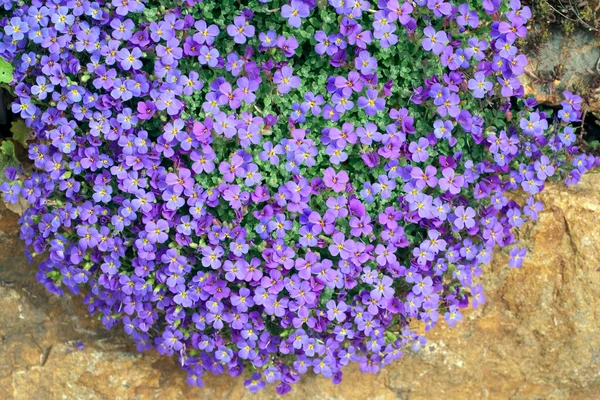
[0,0,597,394]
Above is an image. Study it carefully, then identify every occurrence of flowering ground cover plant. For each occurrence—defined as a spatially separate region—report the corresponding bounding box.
[1,0,598,394]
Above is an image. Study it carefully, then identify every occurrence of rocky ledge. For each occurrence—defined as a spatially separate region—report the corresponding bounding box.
[1,173,599,400]
[521,27,600,115]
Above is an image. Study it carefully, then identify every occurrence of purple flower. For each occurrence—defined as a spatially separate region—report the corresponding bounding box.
[31,77,54,100]
[245,373,266,393]
[0,1,592,393]
[216,346,233,363]
[314,31,337,55]
[77,226,99,250]
[199,45,219,67]
[145,220,169,244]
[498,19,527,42]
[259,30,277,48]
[226,53,244,76]
[411,273,433,295]
[326,300,347,322]
[558,105,578,123]
[194,20,220,45]
[437,92,461,118]
[373,175,396,199]
[5,17,29,40]
[465,37,488,61]
[428,0,453,17]
[408,138,430,162]
[163,330,184,351]
[277,36,299,57]
[227,15,255,44]
[281,1,310,28]
[1,182,20,204]
[444,305,462,327]
[439,168,464,194]
[468,72,493,98]
[218,82,243,109]
[457,4,479,28]
[355,51,377,74]
[534,155,555,180]
[358,89,386,116]
[273,66,300,94]
[92,184,112,203]
[334,71,363,97]
[223,185,249,209]
[374,24,398,48]
[202,246,224,269]
[453,206,476,230]
[410,165,438,189]
[422,26,448,54]
[323,168,349,193]
[117,47,143,71]
[509,247,526,268]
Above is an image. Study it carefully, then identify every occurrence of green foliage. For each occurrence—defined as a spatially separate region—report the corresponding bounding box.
[10,119,29,147]
[0,57,13,84]
[0,140,18,173]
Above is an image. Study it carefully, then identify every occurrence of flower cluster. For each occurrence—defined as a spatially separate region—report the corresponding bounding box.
[1,0,597,394]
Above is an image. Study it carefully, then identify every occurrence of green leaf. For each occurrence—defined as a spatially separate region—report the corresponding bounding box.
[385,331,398,343]
[319,287,334,307]
[10,119,29,147]
[0,140,18,171]
[0,57,14,84]
[1,140,14,156]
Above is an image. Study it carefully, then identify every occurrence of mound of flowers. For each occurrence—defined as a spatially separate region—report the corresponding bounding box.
[0,0,597,394]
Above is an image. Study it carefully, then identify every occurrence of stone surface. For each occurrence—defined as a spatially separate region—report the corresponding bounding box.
[521,27,600,114]
[1,173,600,400]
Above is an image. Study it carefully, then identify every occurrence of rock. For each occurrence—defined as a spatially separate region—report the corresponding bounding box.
[520,27,600,114]
[1,173,600,400]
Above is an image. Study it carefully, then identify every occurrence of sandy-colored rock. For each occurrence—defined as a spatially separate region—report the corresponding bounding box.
[1,173,600,400]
